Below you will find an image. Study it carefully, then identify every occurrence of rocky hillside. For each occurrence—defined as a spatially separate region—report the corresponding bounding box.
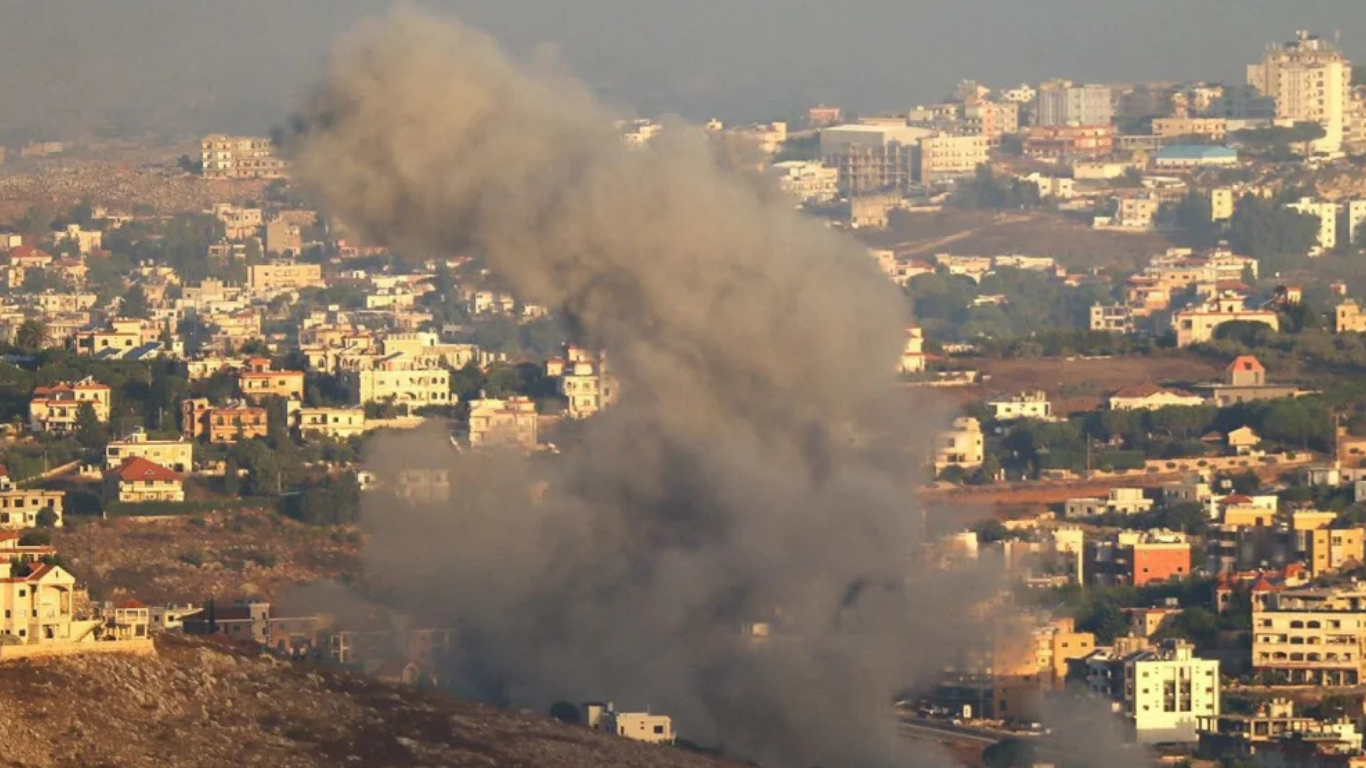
[0,635,733,768]
[53,510,363,604]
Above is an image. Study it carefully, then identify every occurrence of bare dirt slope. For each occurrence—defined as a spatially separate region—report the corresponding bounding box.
[0,635,735,768]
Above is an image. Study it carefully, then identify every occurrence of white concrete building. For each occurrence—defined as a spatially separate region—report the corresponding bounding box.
[987,391,1053,421]
[1125,640,1220,743]
[1248,31,1351,155]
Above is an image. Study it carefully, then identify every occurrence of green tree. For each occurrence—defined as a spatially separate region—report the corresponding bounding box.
[14,319,46,352]
[35,507,58,528]
[74,402,109,450]
[223,458,241,497]
[1228,194,1318,267]
[120,285,150,319]
[1175,191,1218,246]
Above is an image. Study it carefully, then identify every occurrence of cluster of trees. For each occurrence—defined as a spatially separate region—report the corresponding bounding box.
[1227,194,1319,270]
[1229,121,1327,160]
[948,166,1043,210]
[983,396,1335,480]
[908,268,1111,341]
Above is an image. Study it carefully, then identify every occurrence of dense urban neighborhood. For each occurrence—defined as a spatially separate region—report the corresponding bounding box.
[11,17,1366,768]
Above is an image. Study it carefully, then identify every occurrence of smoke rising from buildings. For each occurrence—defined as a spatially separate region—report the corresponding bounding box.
[292,10,995,767]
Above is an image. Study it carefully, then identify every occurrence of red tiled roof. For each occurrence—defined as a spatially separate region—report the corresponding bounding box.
[1228,355,1265,373]
[1221,494,1253,504]
[106,457,180,483]
[117,598,147,609]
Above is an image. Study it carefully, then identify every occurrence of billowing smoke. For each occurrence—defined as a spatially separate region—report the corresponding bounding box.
[291,10,997,767]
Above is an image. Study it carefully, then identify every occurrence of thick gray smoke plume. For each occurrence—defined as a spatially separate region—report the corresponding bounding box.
[293,11,995,767]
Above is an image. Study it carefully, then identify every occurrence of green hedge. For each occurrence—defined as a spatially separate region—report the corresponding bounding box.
[102,497,279,518]
[1096,450,1147,470]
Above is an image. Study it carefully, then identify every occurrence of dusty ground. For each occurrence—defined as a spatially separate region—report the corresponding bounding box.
[862,210,1176,272]
[53,509,362,604]
[0,635,738,768]
[949,353,1225,416]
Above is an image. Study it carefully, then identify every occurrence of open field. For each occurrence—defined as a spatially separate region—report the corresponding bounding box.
[863,210,1176,272]
[944,353,1226,415]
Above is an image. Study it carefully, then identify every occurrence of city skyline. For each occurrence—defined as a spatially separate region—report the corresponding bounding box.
[3,0,1366,139]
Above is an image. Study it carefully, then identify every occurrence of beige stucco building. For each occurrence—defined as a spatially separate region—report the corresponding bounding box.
[104,429,193,474]
[201,135,288,179]
[0,563,83,644]
[1253,586,1366,685]
[295,407,367,439]
[29,377,112,432]
[0,471,64,530]
[1173,295,1280,347]
[468,397,538,449]
[934,417,984,472]
[1247,31,1350,154]
[103,458,185,504]
[350,356,452,408]
[246,263,323,294]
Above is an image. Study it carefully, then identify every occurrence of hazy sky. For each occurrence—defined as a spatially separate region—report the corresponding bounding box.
[2,0,1365,141]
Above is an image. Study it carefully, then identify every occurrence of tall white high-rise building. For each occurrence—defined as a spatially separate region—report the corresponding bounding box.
[1247,30,1352,154]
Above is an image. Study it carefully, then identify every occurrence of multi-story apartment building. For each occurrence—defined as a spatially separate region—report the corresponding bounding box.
[1091,303,1136,333]
[1092,529,1191,586]
[1124,640,1221,743]
[1173,295,1281,347]
[181,399,269,444]
[0,470,64,530]
[349,356,452,408]
[1248,31,1351,154]
[1211,188,1236,222]
[73,318,160,357]
[468,397,538,449]
[551,350,618,419]
[933,417,984,472]
[0,562,84,645]
[295,407,367,440]
[246,263,324,294]
[1023,124,1115,159]
[29,377,111,432]
[210,204,264,241]
[237,358,304,403]
[1035,82,1114,127]
[265,218,303,256]
[1253,586,1366,685]
[963,101,1020,138]
[103,457,185,504]
[104,429,193,473]
[767,161,840,204]
[1151,117,1228,141]
[986,391,1053,421]
[819,124,931,193]
[915,134,990,182]
[200,135,288,180]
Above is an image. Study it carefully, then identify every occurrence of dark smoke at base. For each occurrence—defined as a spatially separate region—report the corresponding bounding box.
[290,10,998,767]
